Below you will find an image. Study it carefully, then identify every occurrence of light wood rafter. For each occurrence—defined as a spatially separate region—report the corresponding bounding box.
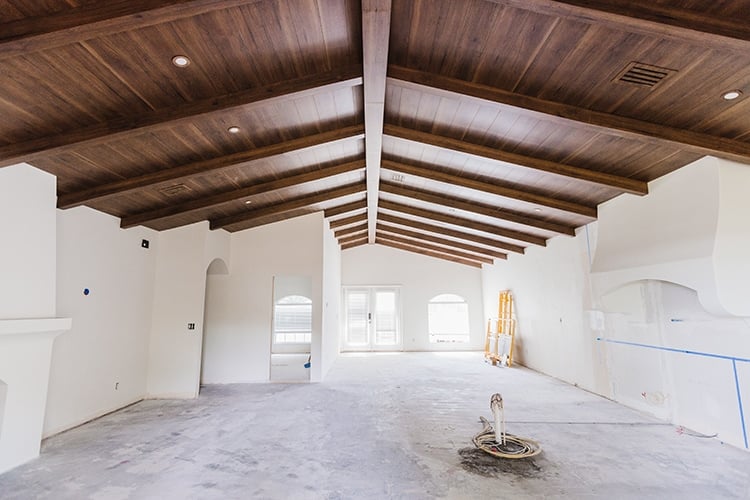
[362,0,392,243]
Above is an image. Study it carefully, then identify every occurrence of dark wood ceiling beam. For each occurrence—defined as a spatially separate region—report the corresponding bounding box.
[324,199,368,218]
[384,124,647,195]
[120,159,365,228]
[339,231,369,245]
[335,222,369,238]
[378,222,508,260]
[382,158,596,218]
[379,199,541,248]
[1,66,363,168]
[329,212,368,229]
[211,182,365,230]
[58,124,364,209]
[342,238,368,250]
[0,0,264,60]
[377,232,494,265]
[489,0,750,53]
[388,66,750,164]
[380,180,575,236]
[375,239,483,268]
[362,0,392,243]
[378,212,525,255]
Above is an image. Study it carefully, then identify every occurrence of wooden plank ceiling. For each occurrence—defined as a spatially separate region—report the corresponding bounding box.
[1,0,749,267]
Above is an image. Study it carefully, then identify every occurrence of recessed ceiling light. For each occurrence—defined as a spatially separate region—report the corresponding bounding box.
[171,55,191,68]
[227,126,241,134]
[245,200,252,205]
[723,90,742,100]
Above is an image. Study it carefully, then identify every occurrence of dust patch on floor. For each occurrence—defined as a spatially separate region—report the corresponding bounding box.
[458,447,543,479]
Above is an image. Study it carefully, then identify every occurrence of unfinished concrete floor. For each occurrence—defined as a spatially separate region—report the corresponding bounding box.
[1,352,749,499]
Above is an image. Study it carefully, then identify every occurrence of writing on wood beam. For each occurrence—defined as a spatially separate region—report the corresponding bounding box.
[379,179,576,236]
[58,124,364,208]
[384,124,647,195]
[387,66,750,164]
[0,66,362,169]
[377,222,508,260]
[211,183,366,230]
[378,212,525,255]
[381,158,596,219]
[120,159,365,228]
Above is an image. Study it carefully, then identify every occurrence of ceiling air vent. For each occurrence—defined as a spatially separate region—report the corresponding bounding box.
[158,183,192,197]
[391,173,405,182]
[614,62,676,88]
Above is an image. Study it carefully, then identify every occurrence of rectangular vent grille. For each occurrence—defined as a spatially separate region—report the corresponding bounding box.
[614,62,676,88]
[391,173,405,182]
[158,184,192,196]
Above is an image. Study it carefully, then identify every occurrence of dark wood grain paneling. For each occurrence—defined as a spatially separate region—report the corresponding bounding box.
[377,222,508,260]
[375,238,483,268]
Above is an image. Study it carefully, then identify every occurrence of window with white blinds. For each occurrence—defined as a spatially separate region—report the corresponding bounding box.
[273,295,312,344]
[428,294,470,343]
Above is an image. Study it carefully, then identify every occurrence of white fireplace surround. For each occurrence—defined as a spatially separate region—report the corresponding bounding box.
[0,318,71,474]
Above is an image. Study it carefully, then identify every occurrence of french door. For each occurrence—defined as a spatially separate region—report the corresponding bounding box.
[343,287,401,351]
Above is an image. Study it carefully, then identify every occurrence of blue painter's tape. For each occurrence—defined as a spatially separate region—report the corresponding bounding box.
[597,336,750,448]
[595,337,750,364]
[732,360,748,449]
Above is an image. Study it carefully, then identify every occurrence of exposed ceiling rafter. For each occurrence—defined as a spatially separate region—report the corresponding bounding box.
[376,231,493,264]
[384,124,648,195]
[0,0,265,60]
[488,0,750,53]
[362,0,392,244]
[335,222,369,238]
[58,125,364,208]
[375,238,483,268]
[120,159,365,229]
[378,212,526,255]
[329,212,368,229]
[379,199,542,247]
[324,200,368,219]
[388,66,750,164]
[0,66,363,169]
[377,222,508,260]
[380,180,575,236]
[382,158,596,219]
[211,182,366,230]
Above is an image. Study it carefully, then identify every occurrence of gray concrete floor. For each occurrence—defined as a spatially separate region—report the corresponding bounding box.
[1,352,749,499]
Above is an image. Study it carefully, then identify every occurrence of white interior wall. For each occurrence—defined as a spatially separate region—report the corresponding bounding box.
[480,157,750,450]
[201,213,326,383]
[0,164,57,319]
[146,222,230,398]
[0,164,70,473]
[342,244,485,351]
[320,222,342,379]
[45,206,157,436]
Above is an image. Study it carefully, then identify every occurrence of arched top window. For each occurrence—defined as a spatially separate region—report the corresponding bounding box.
[428,294,470,343]
[274,295,312,344]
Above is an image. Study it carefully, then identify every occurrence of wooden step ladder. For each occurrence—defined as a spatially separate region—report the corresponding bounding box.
[484,290,516,367]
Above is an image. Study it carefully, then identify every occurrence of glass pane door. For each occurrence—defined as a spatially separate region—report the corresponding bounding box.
[343,287,401,351]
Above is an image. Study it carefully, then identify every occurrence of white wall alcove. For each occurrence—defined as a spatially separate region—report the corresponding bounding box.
[0,318,71,474]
